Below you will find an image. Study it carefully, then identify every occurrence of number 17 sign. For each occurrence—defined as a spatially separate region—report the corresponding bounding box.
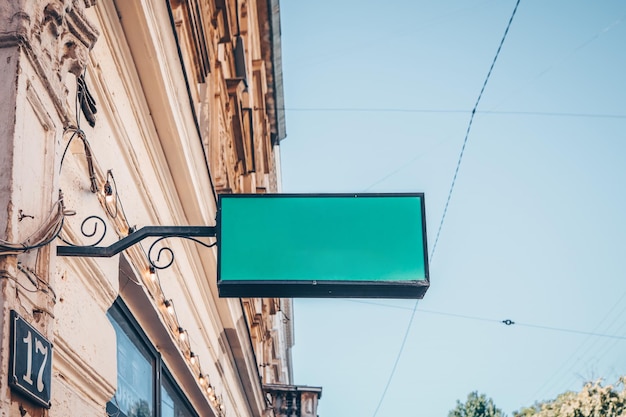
[9,310,52,408]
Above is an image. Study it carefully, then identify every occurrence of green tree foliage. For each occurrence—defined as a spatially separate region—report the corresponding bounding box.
[449,391,506,417]
[514,377,626,417]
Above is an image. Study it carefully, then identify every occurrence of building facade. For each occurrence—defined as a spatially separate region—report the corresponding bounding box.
[0,1,319,416]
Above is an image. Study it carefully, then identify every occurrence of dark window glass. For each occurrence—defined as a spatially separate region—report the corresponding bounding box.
[109,315,155,417]
[161,376,194,417]
[107,300,198,417]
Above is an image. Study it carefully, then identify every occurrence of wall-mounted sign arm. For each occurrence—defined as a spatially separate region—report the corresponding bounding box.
[56,226,216,258]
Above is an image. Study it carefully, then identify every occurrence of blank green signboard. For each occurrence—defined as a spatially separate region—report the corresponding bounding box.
[217,193,429,298]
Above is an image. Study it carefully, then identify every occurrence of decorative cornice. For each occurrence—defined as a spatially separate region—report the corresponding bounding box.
[0,0,99,124]
[53,334,116,408]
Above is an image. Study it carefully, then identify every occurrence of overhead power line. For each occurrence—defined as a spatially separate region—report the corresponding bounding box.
[350,300,626,341]
[529,288,626,402]
[431,0,521,262]
[370,2,522,416]
[283,107,626,119]
[369,301,420,417]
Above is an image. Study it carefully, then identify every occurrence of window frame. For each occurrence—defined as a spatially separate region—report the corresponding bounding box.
[107,298,198,417]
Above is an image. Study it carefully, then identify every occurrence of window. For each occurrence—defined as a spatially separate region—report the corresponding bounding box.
[107,299,197,417]
[161,376,195,417]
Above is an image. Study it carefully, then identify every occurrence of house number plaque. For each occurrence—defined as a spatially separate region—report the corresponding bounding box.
[9,310,52,408]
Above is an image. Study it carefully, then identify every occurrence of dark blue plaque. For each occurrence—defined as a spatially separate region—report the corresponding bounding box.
[9,310,53,408]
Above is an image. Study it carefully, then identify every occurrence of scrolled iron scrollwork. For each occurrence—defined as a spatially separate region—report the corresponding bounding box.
[148,235,217,270]
[58,215,107,247]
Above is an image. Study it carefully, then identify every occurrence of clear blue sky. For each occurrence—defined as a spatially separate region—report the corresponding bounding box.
[278,1,626,416]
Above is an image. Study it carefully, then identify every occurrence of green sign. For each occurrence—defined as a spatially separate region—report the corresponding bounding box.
[217,193,429,298]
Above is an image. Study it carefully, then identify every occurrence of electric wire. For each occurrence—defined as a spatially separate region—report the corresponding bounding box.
[595,319,626,384]
[530,288,626,402]
[537,291,626,398]
[533,321,626,401]
[363,135,455,192]
[59,127,83,172]
[290,15,626,193]
[289,0,498,72]
[59,70,214,405]
[287,11,626,200]
[557,317,626,394]
[104,170,119,219]
[76,69,85,128]
[68,86,204,388]
[369,2,522,415]
[350,300,626,340]
[370,300,419,417]
[0,265,57,308]
[284,108,626,119]
[430,0,521,263]
[62,72,99,192]
[17,263,57,302]
[488,14,625,112]
[0,197,67,254]
[0,271,38,293]
[594,302,626,376]
[107,167,202,377]
[515,321,626,341]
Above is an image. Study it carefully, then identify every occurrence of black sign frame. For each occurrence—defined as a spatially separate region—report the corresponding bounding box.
[217,192,430,299]
[9,310,53,408]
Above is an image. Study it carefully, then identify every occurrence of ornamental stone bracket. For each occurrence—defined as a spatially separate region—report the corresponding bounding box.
[263,384,322,417]
[0,0,99,124]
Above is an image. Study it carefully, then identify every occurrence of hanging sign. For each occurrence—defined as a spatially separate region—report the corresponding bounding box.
[9,310,53,408]
[217,193,429,298]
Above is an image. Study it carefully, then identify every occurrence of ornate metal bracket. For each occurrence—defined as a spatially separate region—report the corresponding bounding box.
[57,225,217,267]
